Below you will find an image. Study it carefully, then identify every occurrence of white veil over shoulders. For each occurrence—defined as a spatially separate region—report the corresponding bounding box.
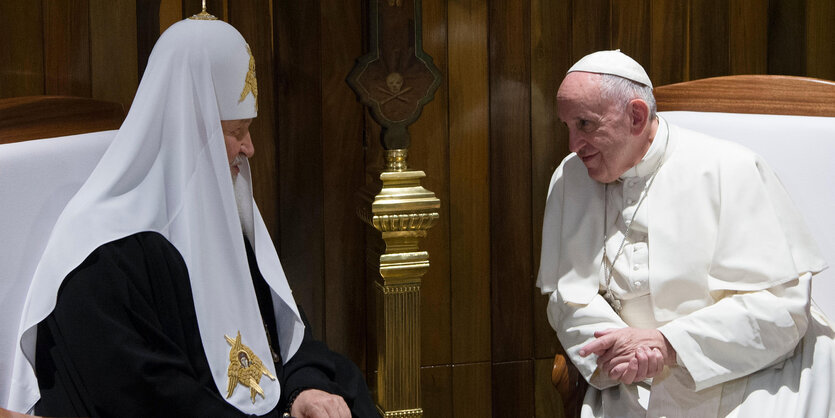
[9,18,304,415]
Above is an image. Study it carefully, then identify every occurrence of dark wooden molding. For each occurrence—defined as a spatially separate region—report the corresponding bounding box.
[0,96,124,144]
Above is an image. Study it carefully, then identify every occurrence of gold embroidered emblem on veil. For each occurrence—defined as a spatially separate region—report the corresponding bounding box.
[225,331,276,403]
[239,45,258,112]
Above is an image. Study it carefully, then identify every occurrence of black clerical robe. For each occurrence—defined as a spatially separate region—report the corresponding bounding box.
[34,232,374,417]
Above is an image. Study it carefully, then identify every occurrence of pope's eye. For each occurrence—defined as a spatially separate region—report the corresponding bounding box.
[578,119,595,132]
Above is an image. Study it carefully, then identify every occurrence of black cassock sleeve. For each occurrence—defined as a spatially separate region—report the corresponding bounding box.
[277,313,375,417]
[35,232,373,418]
[246,238,375,417]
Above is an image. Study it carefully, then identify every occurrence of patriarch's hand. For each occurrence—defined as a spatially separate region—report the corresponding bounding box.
[291,388,351,418]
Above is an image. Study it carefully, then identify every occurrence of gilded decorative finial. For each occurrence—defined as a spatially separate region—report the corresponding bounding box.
[189,0,218,20]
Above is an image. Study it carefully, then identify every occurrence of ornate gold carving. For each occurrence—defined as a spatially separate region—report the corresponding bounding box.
[225,331,276,403]
[379,283,420,295]
[239,45,258,112]
[372,213,439,232]
[385,149,408,171]
[358,151,438,417]
[378,408,423,418]
[374,281,421,414]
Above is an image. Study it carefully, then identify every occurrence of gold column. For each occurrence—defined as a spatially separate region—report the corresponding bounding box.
[357,149,439,418]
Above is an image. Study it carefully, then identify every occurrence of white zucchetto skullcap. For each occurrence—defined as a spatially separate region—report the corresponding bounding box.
[567,49,652,88]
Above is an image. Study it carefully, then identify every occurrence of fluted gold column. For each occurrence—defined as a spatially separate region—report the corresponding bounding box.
[357,149,439,418]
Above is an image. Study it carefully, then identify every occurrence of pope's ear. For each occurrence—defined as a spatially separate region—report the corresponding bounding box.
[627,99,650,135]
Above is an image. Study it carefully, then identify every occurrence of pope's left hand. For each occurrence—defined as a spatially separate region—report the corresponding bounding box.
[579,327,676,383]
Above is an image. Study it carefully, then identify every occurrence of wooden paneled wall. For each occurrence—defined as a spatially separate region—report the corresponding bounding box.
[2,0,834,416]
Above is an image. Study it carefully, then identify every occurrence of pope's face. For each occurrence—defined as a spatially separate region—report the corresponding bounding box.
[557,72,647,183]
[221,119,254,177]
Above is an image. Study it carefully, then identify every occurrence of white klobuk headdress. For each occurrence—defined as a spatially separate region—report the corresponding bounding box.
[567,49,653,88]
[10,18,303,415]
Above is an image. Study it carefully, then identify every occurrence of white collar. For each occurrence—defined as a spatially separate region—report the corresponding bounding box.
[620,117,668,179]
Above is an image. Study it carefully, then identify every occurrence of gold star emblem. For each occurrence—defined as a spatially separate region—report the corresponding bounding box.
[225,331,276,403]
[239,45,258,112]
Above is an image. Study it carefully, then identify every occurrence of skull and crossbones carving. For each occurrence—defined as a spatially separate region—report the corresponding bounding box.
[377,72,412,105]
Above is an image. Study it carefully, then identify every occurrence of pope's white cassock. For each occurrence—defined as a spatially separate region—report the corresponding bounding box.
[537,117,835,417]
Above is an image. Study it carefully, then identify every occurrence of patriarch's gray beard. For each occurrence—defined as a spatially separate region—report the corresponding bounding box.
[231,154,247,181]
[232,156,254,240]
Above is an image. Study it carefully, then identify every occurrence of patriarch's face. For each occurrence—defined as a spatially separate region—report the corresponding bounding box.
[221,118,254,177]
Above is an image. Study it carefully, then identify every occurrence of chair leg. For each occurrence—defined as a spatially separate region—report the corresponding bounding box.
[551,353,587,418]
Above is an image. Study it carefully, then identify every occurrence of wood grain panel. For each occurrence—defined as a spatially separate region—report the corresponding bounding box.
[729,0,767,74]
[159,0,182,32]
[319,0,366,365]
[650,0,689,85]
[411,0,452,368]
[0,1,44,97]
[448,0,491,365]
[767,0,805,76]
[90,0,139,111]
[530,0,569,360]
[489,0,532,363]
[534,292,559,360]
[572,0,610,59]
[364,114,384,386]
[422,365,452,418]
[535,357,564,418]
[43,0,91,97]
[275,0,325,337]
[806,0,835,80]
[0,96,123,143]
[690,0,729,79]
[492,361,534,417]
[611,0,651,67]
[452,362,491,417]
[654,75,835,117]
[136,0,161,79]
[229,1,280,240]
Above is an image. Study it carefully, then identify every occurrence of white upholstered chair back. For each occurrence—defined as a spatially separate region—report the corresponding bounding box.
[0,130,116,407]
[660,111,835,320]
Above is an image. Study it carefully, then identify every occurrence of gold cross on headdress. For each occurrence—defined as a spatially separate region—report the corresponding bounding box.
[239,45,258,111]
[189,0,218,20]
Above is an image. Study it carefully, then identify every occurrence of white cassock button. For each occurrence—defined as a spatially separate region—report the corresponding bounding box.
[633,265,641,271]
[627,198,636,205]
[633,281,642,287]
